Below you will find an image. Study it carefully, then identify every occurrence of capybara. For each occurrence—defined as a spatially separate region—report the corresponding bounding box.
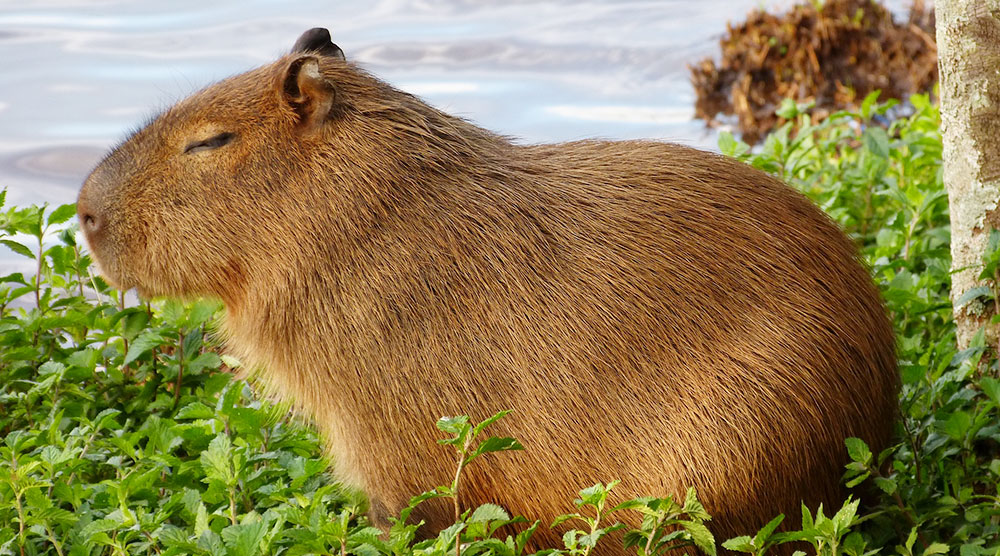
[77,28,898,552]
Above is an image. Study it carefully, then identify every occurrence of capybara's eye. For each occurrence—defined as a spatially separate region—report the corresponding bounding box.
[184,132,235,154]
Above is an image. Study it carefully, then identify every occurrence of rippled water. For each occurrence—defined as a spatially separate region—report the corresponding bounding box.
[0,0,922,274]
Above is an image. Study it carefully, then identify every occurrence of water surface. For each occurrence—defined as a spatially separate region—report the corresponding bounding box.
[0,0,923,274]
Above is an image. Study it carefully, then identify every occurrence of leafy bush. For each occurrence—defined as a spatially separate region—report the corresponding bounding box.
[2,91,997,555]
[720,93,998,556]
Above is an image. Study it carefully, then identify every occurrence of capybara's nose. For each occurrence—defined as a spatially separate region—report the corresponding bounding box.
[77,196,103,238]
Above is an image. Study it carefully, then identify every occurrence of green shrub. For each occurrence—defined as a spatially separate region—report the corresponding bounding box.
[720,92,998,556]
[1,91,997,555]
[0,199,342,554]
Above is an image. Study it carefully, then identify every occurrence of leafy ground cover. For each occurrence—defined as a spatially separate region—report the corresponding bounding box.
[1,93,997,555]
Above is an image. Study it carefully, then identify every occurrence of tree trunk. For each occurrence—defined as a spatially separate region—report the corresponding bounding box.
[937,0,1000,350]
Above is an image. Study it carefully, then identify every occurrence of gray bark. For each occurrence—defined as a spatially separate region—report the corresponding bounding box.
[937,0,1000,349]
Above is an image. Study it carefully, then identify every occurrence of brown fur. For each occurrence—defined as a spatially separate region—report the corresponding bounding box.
[77,31,898,553]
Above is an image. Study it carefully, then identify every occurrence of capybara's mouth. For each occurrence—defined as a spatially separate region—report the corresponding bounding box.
[84,250,138,294]
[92,264,132,292]
[78,222,145,295]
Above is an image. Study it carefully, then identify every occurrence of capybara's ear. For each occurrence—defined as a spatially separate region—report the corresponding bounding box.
[291,28,345,60]
[281,55,336,131]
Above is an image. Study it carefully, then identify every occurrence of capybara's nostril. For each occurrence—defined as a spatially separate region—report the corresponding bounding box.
[77,199,103,236]
[82,213,99,232]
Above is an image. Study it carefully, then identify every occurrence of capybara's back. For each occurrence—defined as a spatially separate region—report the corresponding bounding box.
[77,28,898,553]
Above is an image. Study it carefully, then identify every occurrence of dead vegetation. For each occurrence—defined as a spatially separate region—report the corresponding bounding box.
[690,0,937,143]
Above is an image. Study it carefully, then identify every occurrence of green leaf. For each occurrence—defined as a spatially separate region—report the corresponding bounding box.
[473,409,512,436]
[516,520,541,555]
[93,408,123,430]
[981,377,1000,406]
[863,127,890,159]
[407,488,449,509]
[550,514,580,528]
[923,543,950,556]
[66,348,99,370]
[471,436,524,458]
[38,360,66,376]
[194,502,211,537]
[678,520,717,556]
[681,486,708,519]
[719,131,750,157]
[845,471,870,488]
[82,518,121,541]
[188,351,223,374]
[222,521,267,556]
[753,514,785,547]
[577,483,611,506]
[776,98,799,119]
[176,402,217,420]
[941,411,973,441]
[612,498,655,513]
[722,536,755,553]
[182,328,204,360]
[955,286,992,309]
[218,380,246,415]
[859,90,881,120]
[800,504,814,530]
[436,415,470,435]
[469,503,510,524]
[904,527,918,553]
[187,298,223,328]
[960,544,983,556]
[229,407,265,436]
[831,498,859,531]
[33,506,77,526]
[873,477,897,495]
[4,431,28,453]
[844,437,872,464]
[122,310,150,341]
[353,543,382,556]
[47,203,77,226]
[843,532,867,556]
[1,239,34,259]
[161,298,186,326]
[197,528,226,554]
[20,208,44,237]
[220,354,243,369]
[201,433,236,484]
[436,415,471,448]
[123,330,167,366]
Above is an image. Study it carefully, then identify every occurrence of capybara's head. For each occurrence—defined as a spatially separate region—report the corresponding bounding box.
[78,29,436,304]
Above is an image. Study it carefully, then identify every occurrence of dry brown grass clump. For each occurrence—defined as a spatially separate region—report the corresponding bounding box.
[691,0,937,143]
